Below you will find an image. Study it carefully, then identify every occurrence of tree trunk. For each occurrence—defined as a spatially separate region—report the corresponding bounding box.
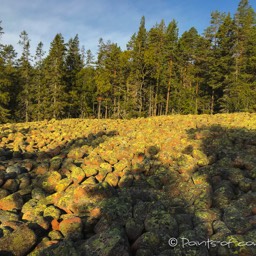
[165,85,170,115]
[210,90,214,115]
[105,104,108,119]
[195,81,199,114]
[97,101,101,119]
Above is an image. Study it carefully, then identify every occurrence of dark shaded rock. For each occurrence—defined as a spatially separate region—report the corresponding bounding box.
[0,189,9,200]
[212,181,235,209]
[223,207,252,234]
[133,201,151,222]
[144,210,178,237]
[31,187,46,200]
[118,174,133,188]
[132,231,160,254]
[0,210,20,224]
[37,240,79,256]
[125,218,144,241]
[238,178,252,192]
[79,227,130,256]
[2,179,19,193]
[49,156,62,171]
[0,224,37,256]
[18,173,31,189]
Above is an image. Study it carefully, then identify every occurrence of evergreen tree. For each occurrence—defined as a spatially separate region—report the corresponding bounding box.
[1,45,18,121]
[145,20,166,116]
[43,33,67,119]
[75,49,96,118]
[32,42,46,120]
[0,23,10,122]
[17,30,33,122]
[127,16,149,117]
[95,39,122,118]
[204,11,227,113]
[228,0,256,111]
[176,28,201,113]
[65,34,83,117]
[164,19,179,115]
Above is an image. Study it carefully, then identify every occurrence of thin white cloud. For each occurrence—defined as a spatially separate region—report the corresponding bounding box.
[1,0,255,58]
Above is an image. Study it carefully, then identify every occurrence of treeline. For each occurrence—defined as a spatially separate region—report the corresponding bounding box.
[0,0,255,123]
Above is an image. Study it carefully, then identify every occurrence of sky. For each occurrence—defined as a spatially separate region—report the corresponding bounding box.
[0,0,255,57]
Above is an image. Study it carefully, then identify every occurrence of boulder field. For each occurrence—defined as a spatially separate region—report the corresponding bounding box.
[0,113,256,256]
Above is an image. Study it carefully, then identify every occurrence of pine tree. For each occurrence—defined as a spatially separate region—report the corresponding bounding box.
[204,11,227,113]
[0,23,11,122]
[65,34,83,117]
[229,0,256,111]
[75,49,96,118]
[17,30,33,122]
[1,45,18,121]
[145,20,167,116]
[95,39,122,118]
[32,42,46,120]
[127,16,149,117]
[43,33,67,119]
[164,19,179,115]
[176,28,201,113]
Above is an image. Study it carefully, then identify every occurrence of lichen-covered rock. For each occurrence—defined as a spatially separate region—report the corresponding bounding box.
[0,192,23,211]
[43,205,61,219]
[59,216,83,240]
[69,164,85,183]
[144,210,178,237]
[49,156,62,171]
[79,227,130,256]
[82,165,98,177]
[212,181,235,209]
[0,224,37,256]
[118,174,133,188]
[38,171,62,193]
[36,240,79,256]
[125,218,144,241]
[223,207,252,234]
[131,231,160,254]
[105,172,119,187]
[0,210,20,224]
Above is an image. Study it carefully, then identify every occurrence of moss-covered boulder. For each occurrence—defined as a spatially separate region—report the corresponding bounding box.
[79,227,130,256]
[0,224,37,256]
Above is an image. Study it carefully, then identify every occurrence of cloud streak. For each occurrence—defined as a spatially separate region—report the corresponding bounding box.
[1,0,255,57]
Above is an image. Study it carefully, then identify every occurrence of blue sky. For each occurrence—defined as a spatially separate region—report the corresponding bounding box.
[0,0,255,57]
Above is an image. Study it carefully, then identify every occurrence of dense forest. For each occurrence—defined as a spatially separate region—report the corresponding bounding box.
[0,0,255,123]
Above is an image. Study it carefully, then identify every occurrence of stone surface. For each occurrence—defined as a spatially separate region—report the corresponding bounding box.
[0,224,37,256]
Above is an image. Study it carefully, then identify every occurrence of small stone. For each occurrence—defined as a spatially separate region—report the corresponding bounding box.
[0,192,23,211]
[59,216,83,241]
[2,179,19,192]
[81,165,98,177]
[6,165,22,174]
[44,205,61,219]
[69,164,85,183]
[0,224,37,256]
[105,172,119,187]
